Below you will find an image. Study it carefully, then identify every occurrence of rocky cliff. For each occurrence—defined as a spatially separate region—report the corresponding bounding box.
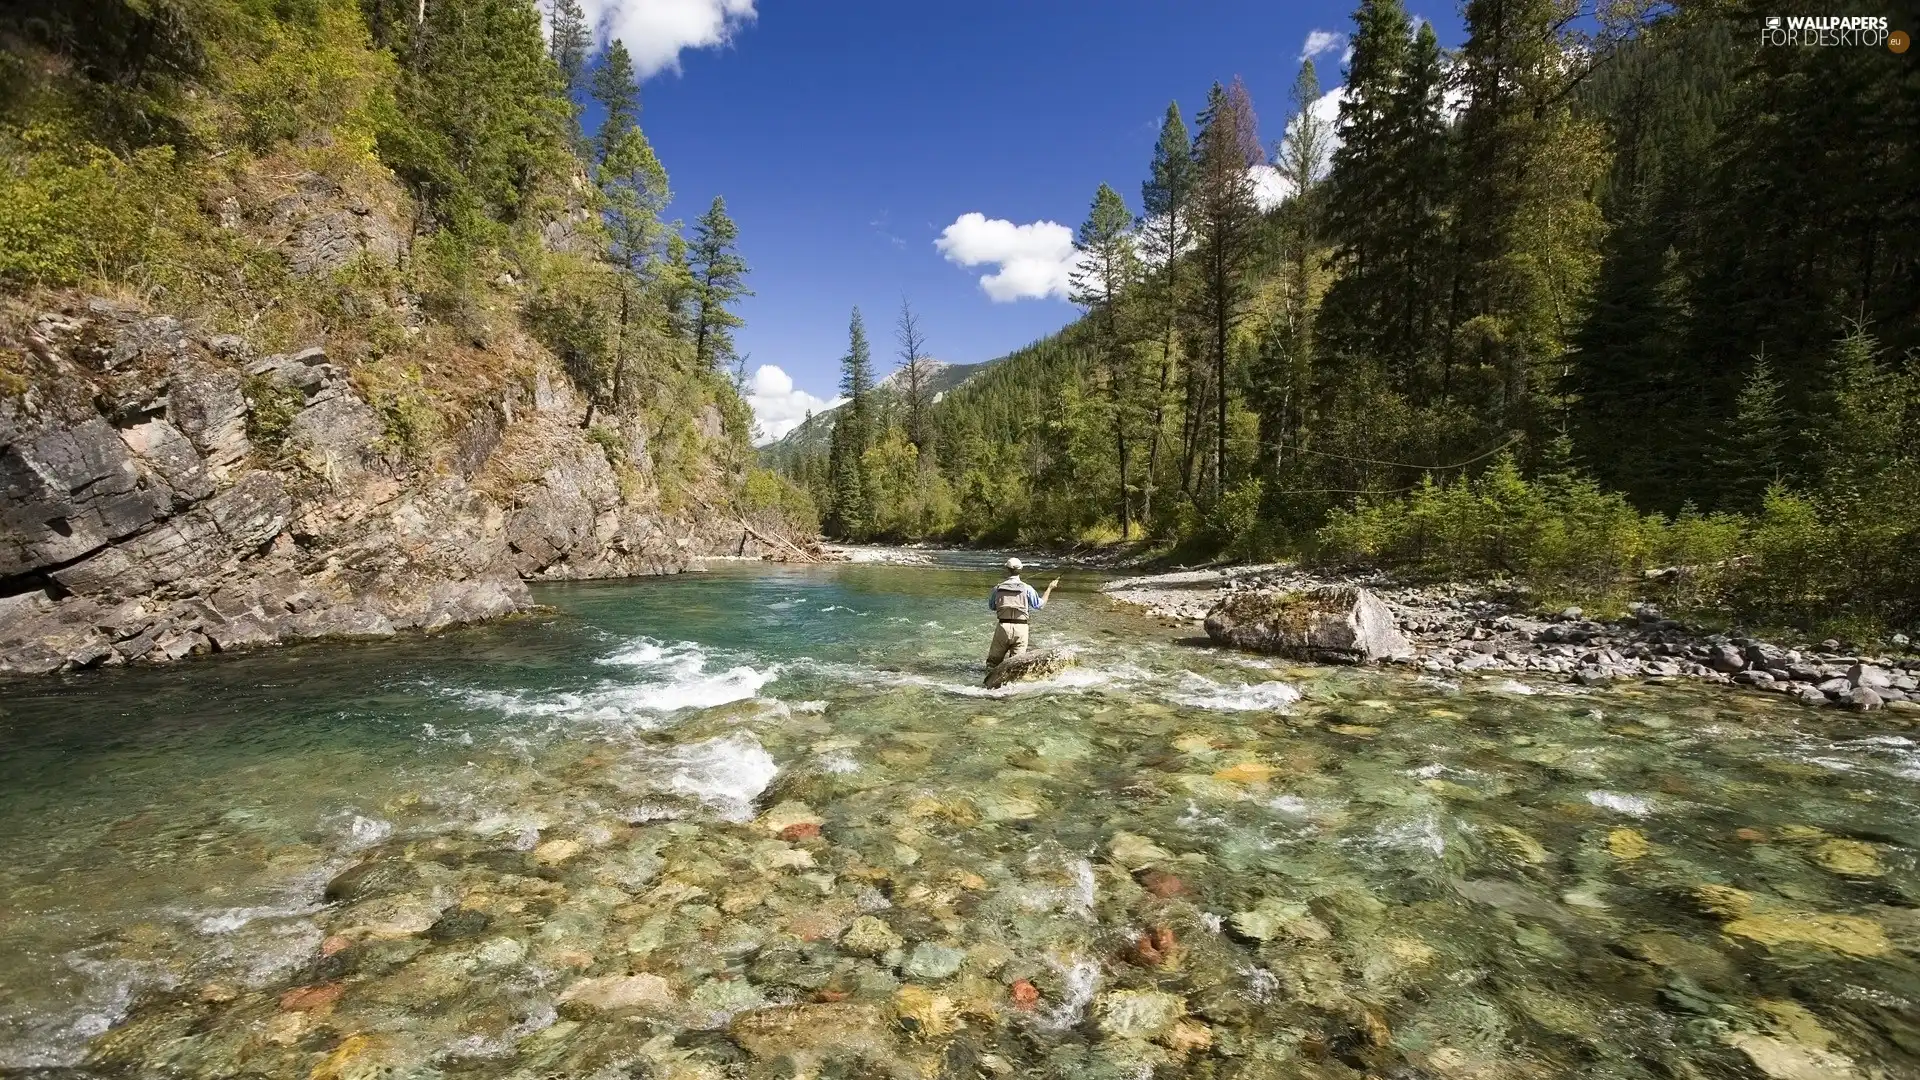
[0,299,746,676]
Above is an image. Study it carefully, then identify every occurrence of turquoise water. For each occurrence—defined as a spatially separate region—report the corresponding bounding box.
[1,553,1917,1077]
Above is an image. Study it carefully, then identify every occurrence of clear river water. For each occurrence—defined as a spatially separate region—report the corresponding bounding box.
[1,552,1917,1079]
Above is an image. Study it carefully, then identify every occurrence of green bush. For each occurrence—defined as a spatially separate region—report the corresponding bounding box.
[0,128,181,287]
[242,374,306,455]
[739,467,819,535]
[1315,454,1742,600]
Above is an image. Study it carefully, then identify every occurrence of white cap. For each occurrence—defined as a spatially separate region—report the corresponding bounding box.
[1005,557,1022,572]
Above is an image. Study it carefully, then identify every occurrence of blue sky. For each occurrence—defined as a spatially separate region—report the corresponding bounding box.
[577,1,1462,439]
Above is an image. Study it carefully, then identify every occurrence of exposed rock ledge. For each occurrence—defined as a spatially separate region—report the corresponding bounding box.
[1,300,748,676]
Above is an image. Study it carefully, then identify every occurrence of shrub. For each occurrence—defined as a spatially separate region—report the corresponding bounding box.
[242,374,306,455]
[0,128,181,287]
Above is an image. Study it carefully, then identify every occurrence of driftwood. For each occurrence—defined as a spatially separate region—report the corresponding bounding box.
[738,518,820,563]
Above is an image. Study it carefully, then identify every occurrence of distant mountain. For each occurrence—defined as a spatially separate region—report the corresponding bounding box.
[761,358,996,459]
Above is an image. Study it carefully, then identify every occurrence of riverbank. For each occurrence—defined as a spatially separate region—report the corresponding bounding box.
[1102,563,1920,714]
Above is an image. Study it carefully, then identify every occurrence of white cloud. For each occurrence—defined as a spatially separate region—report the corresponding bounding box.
[745,364,843,445]
[579,0,757,78]
[1256,85,1347,209]
[1300,29,1347,62]
[935,213,1081,303]
[1249,164,1289,212]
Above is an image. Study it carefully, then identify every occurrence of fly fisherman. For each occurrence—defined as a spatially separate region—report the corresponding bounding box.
[986,557,1058,667]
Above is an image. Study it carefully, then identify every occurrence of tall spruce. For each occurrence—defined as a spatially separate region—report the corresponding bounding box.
[1070,182,1143,537]
[1138,101,1195,525]
[1189,78,1263,500]
[1255,60,1331,495]
[1318,0,1412,374]
[825,308,875,538]
[590,39,640,163]
[689,195,750,374]
[548,0,590,95]
[1447,0,1605,450]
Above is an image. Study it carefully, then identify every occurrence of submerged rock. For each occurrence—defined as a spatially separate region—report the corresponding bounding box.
[1203,585,1414,664]
[1097,989,1186,1041]
[984,646,1078,689]
[556,972,676,1015]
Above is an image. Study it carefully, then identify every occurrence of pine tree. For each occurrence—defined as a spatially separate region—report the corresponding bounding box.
[548,0,591,95]
[1138,101,1195,526]
[689,195,750,374]
[590,39,640,163]
[1070,182,1142,537]
[1710,349,1786,512]
[825,308,874,538]
[1447,0,1605,451]
[1254,60,1331,495]
[1189,78,1263,501]
[1319,0,1412,371]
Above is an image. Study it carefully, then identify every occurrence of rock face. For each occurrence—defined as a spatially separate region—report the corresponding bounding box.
[984,647,1077,689]
[0,299,746,676]
[1203,585,1414,664]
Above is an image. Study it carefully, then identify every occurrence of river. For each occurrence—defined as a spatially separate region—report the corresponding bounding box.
[1,552,1916,1077]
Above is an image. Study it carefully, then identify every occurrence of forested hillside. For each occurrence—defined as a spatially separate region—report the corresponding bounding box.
[0,0,817,673]
[0,0,819,517]
[774,0,1919,635]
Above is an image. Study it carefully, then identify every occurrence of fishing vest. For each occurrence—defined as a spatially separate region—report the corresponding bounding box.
[992,580,1031,623]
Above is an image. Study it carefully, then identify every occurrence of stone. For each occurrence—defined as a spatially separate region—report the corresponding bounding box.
[895,985,961,1038]
[1229,899,1329,943]
[1811,839,1883,877]
[1848,663,1892,689]
[1108,831,1173,871]
[1708,644,1747,673]
[278,983,344,1012]
[1795,686,1829,707]
[840,915,904,957]
[1607,828,1650,861]
[983,646,1077,689]
[1096,989,1185,1041]
[730,1002,895,1066]
[556,973,675,1015]
[1009,978,1040,1010]
[532,838,583,865]
[1203,585,1414,664]
[1721,912,1889,956]
[1138,869,1188,898]
[1724,1032,1865,1080]
[903,943,965,981]
[1816,676,1852,696]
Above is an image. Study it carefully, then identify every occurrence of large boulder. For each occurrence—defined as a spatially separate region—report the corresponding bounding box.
[1203,585,1414,664]
[985,646,1077,689]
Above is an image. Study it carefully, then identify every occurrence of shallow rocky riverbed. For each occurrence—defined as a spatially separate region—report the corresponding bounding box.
[3,554,1917,1079]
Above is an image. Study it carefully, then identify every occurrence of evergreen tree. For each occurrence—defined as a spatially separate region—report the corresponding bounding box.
[1318,0,1411,374]
[590,39,639,163]
[548,0,591,95]
[825,308,874,538]
[689,195,750,374]
[1710,350,1786,512]
[1254,60,1331,498]
[1189,78,1263,500]
[1070,182,1142,536]
[1447,0,1605,450]
[1138,101,1195,525]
